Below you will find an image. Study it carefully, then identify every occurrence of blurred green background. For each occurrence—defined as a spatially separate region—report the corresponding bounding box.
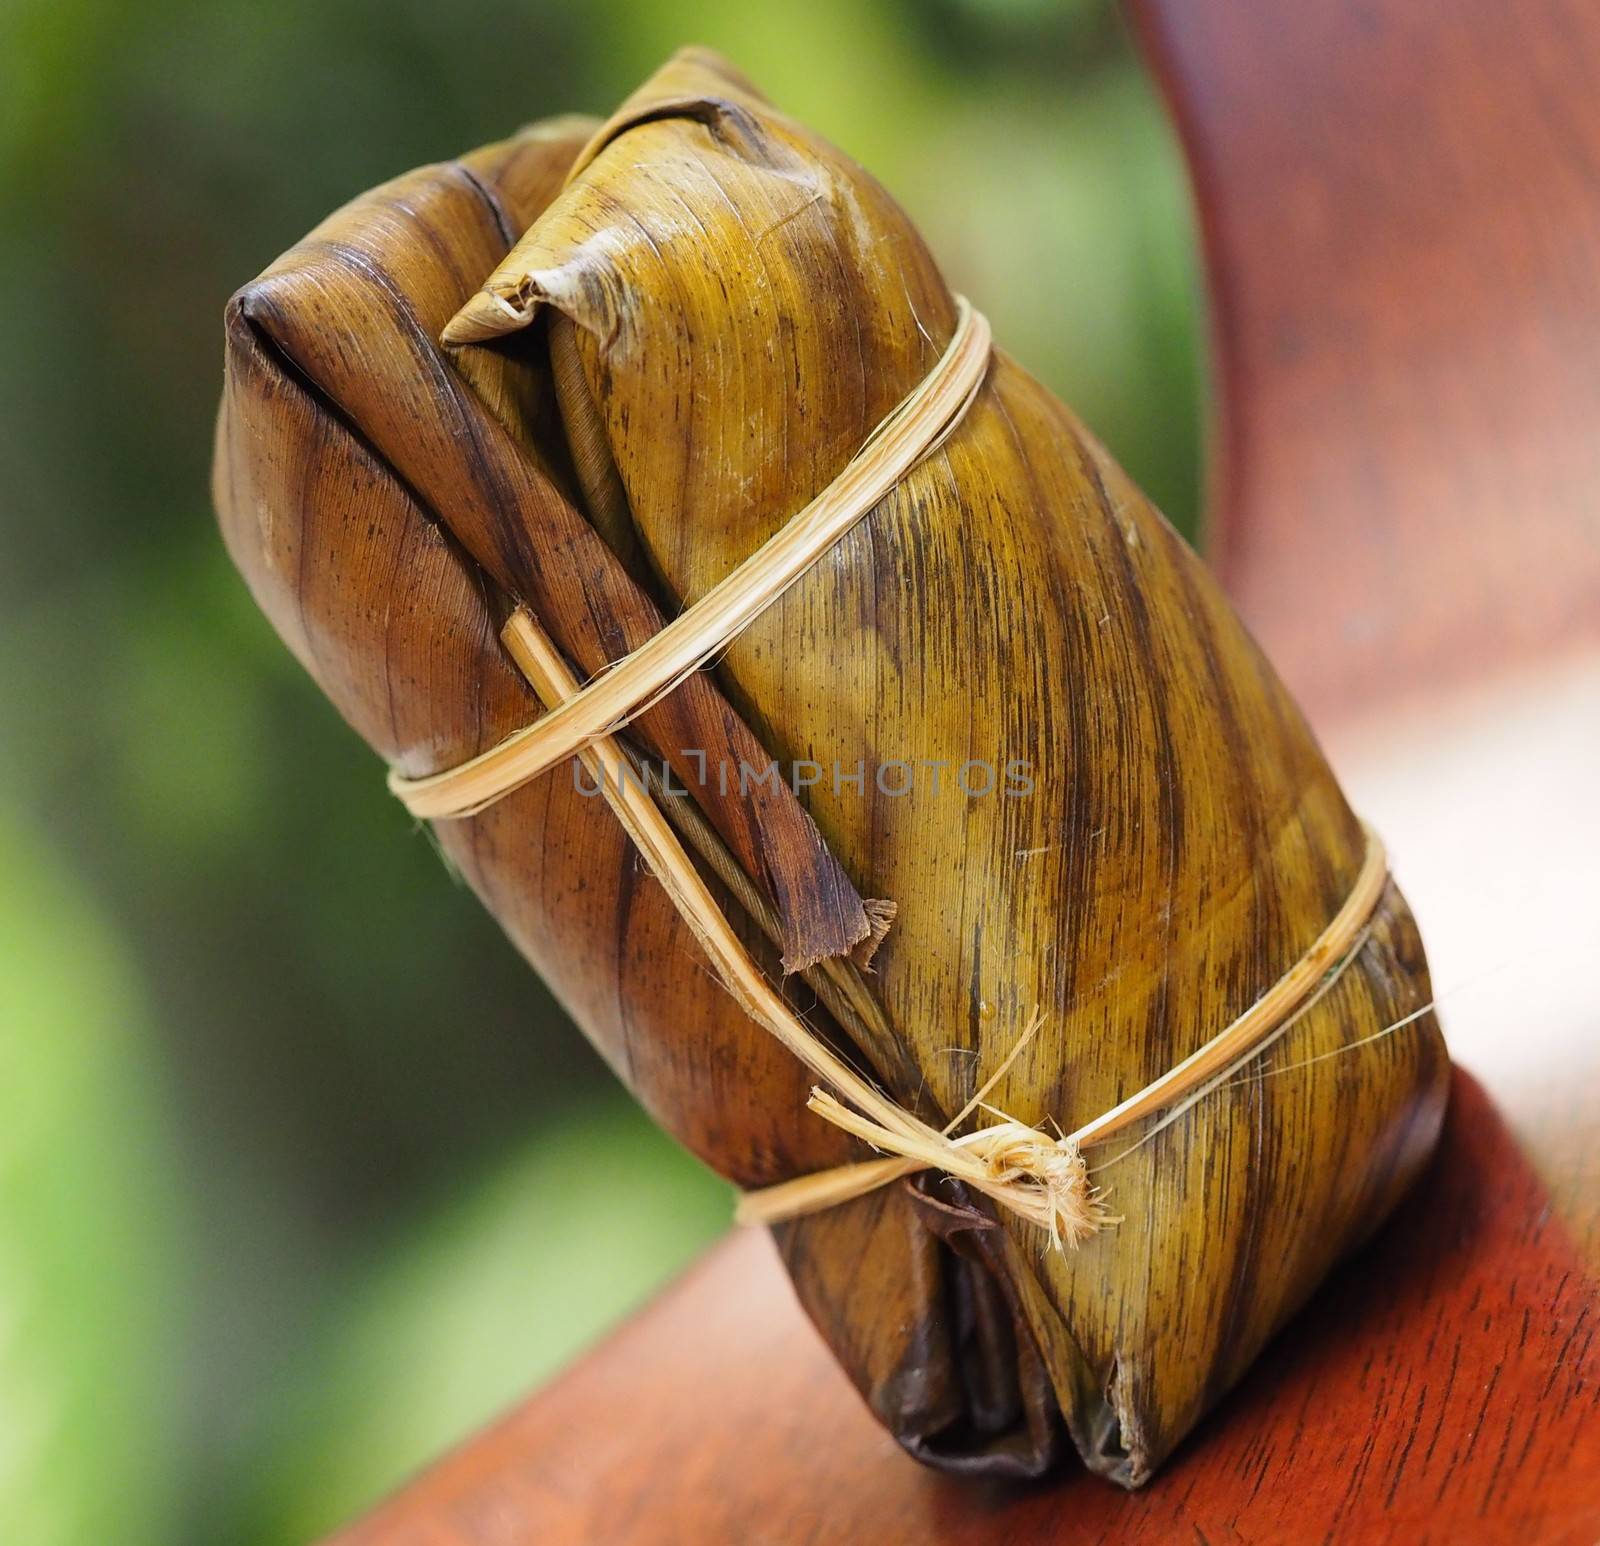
[0,1,1201,1540]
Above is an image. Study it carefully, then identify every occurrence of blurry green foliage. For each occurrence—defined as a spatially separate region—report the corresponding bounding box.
[235,1104,731,1544]
[0,815,183,1546]
[0,0,1200,1538]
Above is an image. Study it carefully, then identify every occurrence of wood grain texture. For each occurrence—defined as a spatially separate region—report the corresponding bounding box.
[327,1057,1600,1546]
[309,0,1600,1536]
[1132,0,1600,719]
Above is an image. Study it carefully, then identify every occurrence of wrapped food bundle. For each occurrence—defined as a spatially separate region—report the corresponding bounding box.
[213,49,1448,1485]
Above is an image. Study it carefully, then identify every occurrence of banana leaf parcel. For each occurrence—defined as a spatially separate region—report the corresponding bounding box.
[213,49,1448,1485]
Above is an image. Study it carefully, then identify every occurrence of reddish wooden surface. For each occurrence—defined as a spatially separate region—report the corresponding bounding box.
[330,1066,1600,1544]
[1135,0,1600,720]
[328,0,1600,1539]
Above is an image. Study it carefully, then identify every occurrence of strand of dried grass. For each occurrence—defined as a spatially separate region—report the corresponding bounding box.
[628,756,904,1079]
[396,294,1392,1249]
[390,298,992,820]
[498,606,1112,1245]
[739,829,1388,1236]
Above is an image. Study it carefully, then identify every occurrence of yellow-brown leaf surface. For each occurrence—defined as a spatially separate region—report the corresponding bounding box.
[215,50,1447,1484]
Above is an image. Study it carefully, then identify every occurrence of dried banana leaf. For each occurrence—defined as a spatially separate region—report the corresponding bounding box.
[213,49,1448,1485]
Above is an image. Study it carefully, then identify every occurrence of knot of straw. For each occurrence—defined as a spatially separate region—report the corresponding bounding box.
[392,293,1396,1252]
[745,828,1390,1239]
[786,1019,1117,1251]
[979,1125,1103,1250]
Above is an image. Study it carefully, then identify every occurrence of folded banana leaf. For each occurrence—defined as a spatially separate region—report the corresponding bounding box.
[213,49,1448,1485]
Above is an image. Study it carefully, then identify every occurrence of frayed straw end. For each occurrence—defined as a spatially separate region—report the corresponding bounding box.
[971,1126,1114,1252]
[1033,1139,1116,1252]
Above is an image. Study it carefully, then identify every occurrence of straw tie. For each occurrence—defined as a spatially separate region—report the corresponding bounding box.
[390,297,1394,1250]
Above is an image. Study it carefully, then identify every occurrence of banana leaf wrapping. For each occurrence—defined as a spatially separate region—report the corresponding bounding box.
[213,50,1448,1485]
